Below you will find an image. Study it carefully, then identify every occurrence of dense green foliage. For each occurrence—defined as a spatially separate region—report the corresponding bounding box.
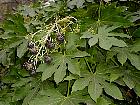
[0,0,140,105]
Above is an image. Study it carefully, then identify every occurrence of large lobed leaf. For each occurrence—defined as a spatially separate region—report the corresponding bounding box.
[72,64,123,102]
[110,45,140,70]
[81,25,130,50]
[37,53,80,84]
[29,88,95,105]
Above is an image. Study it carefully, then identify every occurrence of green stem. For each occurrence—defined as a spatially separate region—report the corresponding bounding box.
[67,80,70,97]
[98,0,102,21]
[84,57,93,74]
[111,58,119,66]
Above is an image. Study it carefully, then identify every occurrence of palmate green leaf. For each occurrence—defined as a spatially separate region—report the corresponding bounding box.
[29,88,95,105]
[3,37,25,49]
[72,64,123,102]
[2,14,27,36]
[37,53,80,84]
[110,47,140,70]
[99,37,127,50]
[106,66,140,90]
[100,3,132,26]
[81,25,129,50]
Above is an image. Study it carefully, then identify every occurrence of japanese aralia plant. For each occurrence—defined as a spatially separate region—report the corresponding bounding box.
[0,0,140,105]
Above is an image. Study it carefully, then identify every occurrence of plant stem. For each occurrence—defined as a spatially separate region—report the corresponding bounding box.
[67,80,70,97]
[98,0,102,21]
[111,58,119,66]
[84,57,93,74]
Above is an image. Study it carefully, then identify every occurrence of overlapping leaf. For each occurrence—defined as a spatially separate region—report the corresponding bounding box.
[100,3,132,26]
[81,25,130,50]
[29,88,95,105]
[72,64,123,102]
[37,53,80,84]
[106,66,140,91]
[109,45,140,70]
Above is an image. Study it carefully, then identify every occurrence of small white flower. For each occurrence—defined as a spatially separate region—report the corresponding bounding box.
[43,0,55,7]
[49,0,55,2]
[104,0,111,2]
[44,2,51,7]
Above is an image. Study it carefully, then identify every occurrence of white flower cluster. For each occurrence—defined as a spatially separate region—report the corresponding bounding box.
[44,0,55,7]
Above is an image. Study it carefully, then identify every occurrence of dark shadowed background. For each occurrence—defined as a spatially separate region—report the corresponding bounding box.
[0,0,36,21]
